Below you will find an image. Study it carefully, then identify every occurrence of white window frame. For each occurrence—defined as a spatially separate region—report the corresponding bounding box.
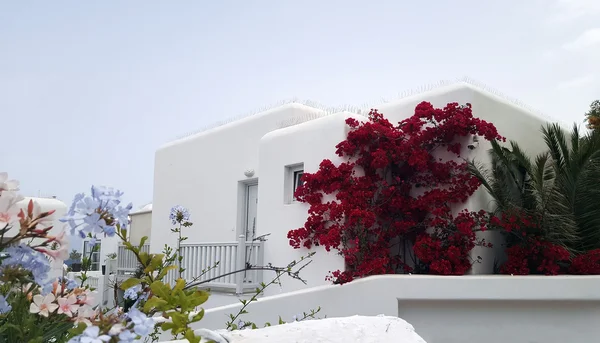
[284,163,304,204]
[82,240,101,272]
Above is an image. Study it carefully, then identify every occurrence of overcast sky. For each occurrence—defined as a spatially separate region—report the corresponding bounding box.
[1,1,599,249]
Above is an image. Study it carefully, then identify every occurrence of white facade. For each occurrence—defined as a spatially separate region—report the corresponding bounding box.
[146,81,556,296]
[169,274,600,343]
[129,204,152,245]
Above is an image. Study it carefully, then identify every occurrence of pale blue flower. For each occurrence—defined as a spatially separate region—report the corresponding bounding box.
[118,329,140,343]
[61,186,132,239]
[77,326,111,343]
[169,205,190,225]
[58,277,78,290]
[1,244,50,287]
[127,307,155,336]
[0,295,11,314]
[41,282,54,295]
[124,284,141,301]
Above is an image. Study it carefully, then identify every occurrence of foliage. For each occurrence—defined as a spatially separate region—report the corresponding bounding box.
[470,123,600,274]
[585,100,600,130]
[288,102,503,282]
[1,173,319,342]
[225,252,315,331]
[69,250,82,262]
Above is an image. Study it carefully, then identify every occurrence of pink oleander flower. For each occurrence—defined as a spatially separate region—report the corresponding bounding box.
[30,294,58,317]
[57,294,78,317]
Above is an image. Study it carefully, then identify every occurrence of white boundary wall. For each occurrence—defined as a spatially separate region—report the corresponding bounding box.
[157,275,600,343]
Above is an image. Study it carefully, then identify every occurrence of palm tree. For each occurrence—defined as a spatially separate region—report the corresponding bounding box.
[469,123,600,253]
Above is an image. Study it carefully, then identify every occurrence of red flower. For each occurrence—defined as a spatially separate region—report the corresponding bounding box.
[288,103,504,283]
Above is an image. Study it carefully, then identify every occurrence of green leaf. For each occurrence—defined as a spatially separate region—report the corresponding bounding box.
[143,297,169,312]
[150,280,172,300]
[157,265,177,279]
[191,308,205,322]
[184,329,201,343]
[120,278,142,290]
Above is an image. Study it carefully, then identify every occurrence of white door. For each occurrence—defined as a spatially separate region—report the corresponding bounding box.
[245,184,258,240]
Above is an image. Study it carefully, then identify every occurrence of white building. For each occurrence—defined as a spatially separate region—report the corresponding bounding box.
[121,80,555,303]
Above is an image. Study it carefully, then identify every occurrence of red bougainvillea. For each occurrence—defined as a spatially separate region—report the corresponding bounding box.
[287,102,504,283]
[569,249,600,274]
[491,211,571,275]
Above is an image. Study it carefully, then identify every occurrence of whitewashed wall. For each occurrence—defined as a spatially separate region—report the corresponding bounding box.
[372,83,553,272]
[165,275,600,343]
[151,82,560,296]
[129,210,152,245]
[256,113,360,295]
[151,104,327,252]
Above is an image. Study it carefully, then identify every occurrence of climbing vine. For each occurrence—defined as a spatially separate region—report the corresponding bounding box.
[287,102,503,283]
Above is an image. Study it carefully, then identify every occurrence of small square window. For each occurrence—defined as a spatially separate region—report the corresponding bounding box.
[83,240,101,272]
[284,163,304,204]
[293,170,304,193]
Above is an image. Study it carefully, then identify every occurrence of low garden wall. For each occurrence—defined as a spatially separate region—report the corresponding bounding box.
[158,274,600,343]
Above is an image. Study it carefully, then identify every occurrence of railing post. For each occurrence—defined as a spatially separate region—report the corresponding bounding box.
[235,234,246,295]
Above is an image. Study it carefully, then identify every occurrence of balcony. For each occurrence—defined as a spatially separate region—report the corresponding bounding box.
[116,235,264,294]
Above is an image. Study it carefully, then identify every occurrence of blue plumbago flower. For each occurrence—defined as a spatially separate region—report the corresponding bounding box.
[117,329,140,343]
[41,282,54,295]
[169,205,190,225]
[0,294,11,314]
[58,277,78,290]
[61,185,132,239]
[138,291,149,301]
[1,244,50,287]
[123,284,142,301]
[68,325,111,343]
[127,307,155,337]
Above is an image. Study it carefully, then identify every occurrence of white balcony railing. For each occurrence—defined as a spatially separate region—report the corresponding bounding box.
[178,235,264,293]
[65,272,100,289]
[116,235,264,294]
[117,243,150,278]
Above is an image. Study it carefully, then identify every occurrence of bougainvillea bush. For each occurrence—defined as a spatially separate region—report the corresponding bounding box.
[287,102,504,283]
[472,124,600,275]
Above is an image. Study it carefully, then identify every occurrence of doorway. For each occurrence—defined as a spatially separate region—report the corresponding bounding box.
[244,184,258,240]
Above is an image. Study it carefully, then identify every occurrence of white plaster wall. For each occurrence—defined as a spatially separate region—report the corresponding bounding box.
[129,211,152,245]
[151,104,327,253]
[369,83,552,273]
[257,113,361,295]
[174,275,600,343]
[152,82,560,290]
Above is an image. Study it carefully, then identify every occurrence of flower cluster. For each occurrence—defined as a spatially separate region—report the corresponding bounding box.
[1,243,52,286]
[490,210,600,275]
[60,186,132,242]
[289,103,504,282]
[170,205,191,225]
[29,279,98,321]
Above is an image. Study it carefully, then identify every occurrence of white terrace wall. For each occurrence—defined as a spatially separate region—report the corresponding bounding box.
[167,275,600,343]
[129,210,152,246]
[257,113,361,295]
[151,104,327,253]
[256,82,554,292]
[151,82,560,298]
[372,82,553,272]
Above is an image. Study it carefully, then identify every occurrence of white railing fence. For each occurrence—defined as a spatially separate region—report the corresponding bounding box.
[116,235,264,294]
[176,235,264,293]
[65,272,100,289]
[117,243,150,279]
